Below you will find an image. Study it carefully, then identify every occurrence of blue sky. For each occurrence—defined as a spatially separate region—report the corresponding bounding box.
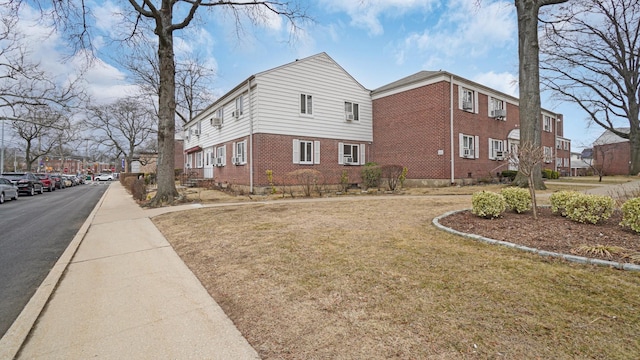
[10,0,607,151]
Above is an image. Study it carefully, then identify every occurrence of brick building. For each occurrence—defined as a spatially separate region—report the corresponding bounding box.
[593,128,631,175]
[183,53,572,192]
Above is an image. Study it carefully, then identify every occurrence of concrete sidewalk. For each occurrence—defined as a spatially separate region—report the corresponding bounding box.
[0,182,259,360]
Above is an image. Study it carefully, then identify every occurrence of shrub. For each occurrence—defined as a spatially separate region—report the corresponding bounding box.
[361,162,381,190]
[501,187,531,213]
[381,164,404,191]
[340,170,349,193]
[550,190,581,216]
[501,170,518,181]
[471,191,506,219]
[286,169,321,197]
[131,178,147,201]
[620,197,640,233]
[565,194,614,224]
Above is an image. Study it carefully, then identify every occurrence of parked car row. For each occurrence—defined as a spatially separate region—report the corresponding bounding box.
[0,172,88,204]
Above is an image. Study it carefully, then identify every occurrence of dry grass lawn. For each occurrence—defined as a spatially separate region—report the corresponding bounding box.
[153,190,640,359]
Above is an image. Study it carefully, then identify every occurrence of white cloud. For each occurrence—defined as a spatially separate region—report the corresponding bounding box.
[320,0,439,36]
[394,0,515,67]
[472,71,518,97]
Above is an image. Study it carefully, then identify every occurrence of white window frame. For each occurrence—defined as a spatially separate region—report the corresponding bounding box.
[185,153,193,169]
[292,139,321,165]
[544,146,553,163]
[300,93,313,115]
[344,101,360,121]
[459,134,479,159]
[459,86,478,113]
[488,97,506,119]
[216,145,226,166]
[543,115,553,132]
[564,141,569,150]
[232,140,247,165]
[235,95,244,117]
[196,151,204,168]
[338,142,365,165]
[488,138,506,160]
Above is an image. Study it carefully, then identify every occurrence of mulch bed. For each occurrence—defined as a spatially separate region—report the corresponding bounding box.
[438,207,640,265]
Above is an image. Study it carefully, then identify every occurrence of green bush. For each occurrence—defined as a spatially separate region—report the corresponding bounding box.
[620,197,640,233]
[565,194,614,224]
[471,191,506,219]
[361,162,381,190]
[542,169,559,179]
[501,170,518,181]
[501,187,531,213]
[550,190,581,216]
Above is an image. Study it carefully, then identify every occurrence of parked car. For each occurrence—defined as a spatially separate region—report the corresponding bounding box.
[50,174,65,189]
[35,173,56,192]
[60,176,73,188]
[0,177,19,203]
[64,174,79,186]
[3,172,44,196]
[95,173,114,181]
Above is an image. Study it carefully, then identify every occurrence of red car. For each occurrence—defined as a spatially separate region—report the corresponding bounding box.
[35,173,56,192]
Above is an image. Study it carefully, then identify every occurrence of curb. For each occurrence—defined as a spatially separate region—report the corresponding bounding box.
[432,209,640,272]
[0,184,112,360]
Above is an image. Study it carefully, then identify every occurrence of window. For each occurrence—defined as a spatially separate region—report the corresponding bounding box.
[489,138,505,160]
[342,144,359,164]
[543,115,553,132]
[459,134,479,158]
[216,145,226,166]
[459,87,477,113]
[300,93,313,115]
[292,139,320,164]
[564,157,570,167]
[489,97,506,119]
[185,129,190,142]
[556,157,563,167]
[564,141,569,151]
[196,151,203,168]
[212,108,224,127]
[234,96,244,117]
[556,139,562,149]
[544,146,553,163]
[344,101,359,121]
[195,121,201,136]
[233,140,247,165]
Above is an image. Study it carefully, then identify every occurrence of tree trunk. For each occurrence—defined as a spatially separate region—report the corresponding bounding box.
[514,0,547,190]
[148,8,179,206]
[629,128,640,175]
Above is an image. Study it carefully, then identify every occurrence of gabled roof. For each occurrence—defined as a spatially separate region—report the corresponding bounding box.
[188,53,367,127]
[593,128,629,146]
[256,52,369,92]
[371,70,442,94]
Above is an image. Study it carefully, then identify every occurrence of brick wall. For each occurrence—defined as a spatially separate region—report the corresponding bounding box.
[372,80,563,182]
[594,142,630,175]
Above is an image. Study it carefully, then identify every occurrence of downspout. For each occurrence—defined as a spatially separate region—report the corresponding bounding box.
[450,74,455,184]
[248,78,254,194]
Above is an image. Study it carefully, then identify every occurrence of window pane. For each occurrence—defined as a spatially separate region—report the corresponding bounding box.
[343,145,351,156]
[300,94,306,113]
[353,103,359,120]
[306,142,312,161]
[352,146,358,162]
[345,102,352,113]
[307,95,312,114]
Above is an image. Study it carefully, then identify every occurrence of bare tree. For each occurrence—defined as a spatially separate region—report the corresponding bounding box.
[510,141,545,219]
[11,106,68,171]
[541,0,640,175]
[88,98,156,173]
[513,0,568,189]
[117,40,217,128]
[0,10,85,125]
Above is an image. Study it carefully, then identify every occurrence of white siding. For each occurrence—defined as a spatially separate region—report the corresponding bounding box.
[254,53,372,142]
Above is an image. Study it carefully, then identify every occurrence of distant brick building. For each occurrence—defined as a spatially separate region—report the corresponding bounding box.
[593,129,631,175]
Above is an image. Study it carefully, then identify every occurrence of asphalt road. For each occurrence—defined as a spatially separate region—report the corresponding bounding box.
[0,182,108,338]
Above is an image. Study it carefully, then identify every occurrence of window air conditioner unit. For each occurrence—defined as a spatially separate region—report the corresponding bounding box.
[215,157,223,166]
[232,110,240,118]
[495,151,504,160]
[212,117,222,127]
[463,149,473,158]
[343,156,353,164]
[462,101,473,111]
[193,129,200,136]
[491,109,506,119]
[346,113,354,121]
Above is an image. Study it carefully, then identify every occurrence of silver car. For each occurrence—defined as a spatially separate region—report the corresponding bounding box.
[0,177,19,204]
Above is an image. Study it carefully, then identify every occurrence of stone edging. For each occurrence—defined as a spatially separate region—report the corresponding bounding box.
[432,209,640,272]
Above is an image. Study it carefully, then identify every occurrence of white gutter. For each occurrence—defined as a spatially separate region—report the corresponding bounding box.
[450,74,455,184]
[248,78,254,194]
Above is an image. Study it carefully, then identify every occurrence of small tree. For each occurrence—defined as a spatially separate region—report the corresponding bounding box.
[510,141,545,219]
